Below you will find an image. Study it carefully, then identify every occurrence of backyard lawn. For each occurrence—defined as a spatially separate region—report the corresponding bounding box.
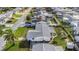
[53,36,66,48]
[52,27,67,48]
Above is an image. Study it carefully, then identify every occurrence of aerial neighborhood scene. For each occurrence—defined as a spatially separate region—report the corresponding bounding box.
[0,7,79,51]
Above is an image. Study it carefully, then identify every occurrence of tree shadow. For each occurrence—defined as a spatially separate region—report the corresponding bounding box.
[19,40,30,48]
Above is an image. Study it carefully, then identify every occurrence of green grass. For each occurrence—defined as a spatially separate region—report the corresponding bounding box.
[53,36,66,48]
[13,13,22,18]
[0,25,5,37]
[53,27,67,48]
[0,11,5,14]
[54,16,74,41]
[14,27,33,38]
[4,41,30,51]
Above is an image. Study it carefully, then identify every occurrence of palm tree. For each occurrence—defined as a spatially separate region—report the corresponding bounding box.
[0,29,3,37]
[0,25,4,37]
[4,29,16,45]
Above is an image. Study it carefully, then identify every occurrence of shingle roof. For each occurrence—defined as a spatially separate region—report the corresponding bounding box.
[33,36,50,41]
[32,43,63,51]
[27,21,51,41]
[35,21,51,38]
[27,30,41,41]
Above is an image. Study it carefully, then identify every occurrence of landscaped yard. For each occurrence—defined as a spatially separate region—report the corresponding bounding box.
[51,27,66,48]
[3,27,33,51]
[14,27,33,38]
[53,36,66,48]
[54,16,74,40]
[4,40,30,51]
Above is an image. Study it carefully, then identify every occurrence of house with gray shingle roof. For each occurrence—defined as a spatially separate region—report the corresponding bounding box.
[27,21,60,51]
[27,21,53,42]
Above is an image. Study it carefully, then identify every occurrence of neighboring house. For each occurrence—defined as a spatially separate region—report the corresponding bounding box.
[71,21,79,35]
[43,12,53,18]
[63,16,70,22]
[56,12,63,18]
[74,36,79,51]
[62,15,73,23]
[71,20,79,51]
[72,14,79,21]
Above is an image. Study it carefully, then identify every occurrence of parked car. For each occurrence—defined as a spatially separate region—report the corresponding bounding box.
[25,22,32,27]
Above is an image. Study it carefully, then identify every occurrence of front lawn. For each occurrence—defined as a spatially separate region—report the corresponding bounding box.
[14,27,33,38]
